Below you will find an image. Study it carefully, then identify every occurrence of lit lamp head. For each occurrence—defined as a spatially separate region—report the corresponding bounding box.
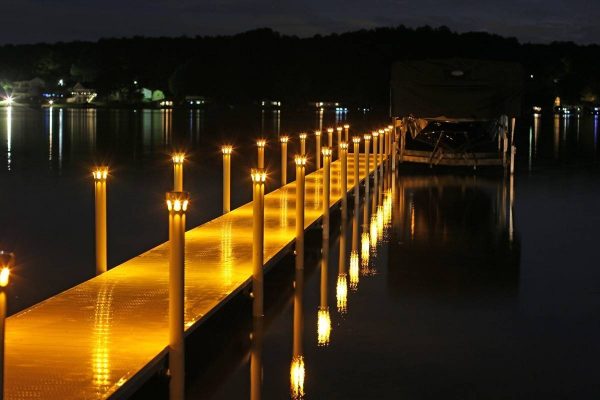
[0,251,15,288]
[378,129,385,135]
[92,166,109,181]
[321,146,332,159]
[336,127,343,134]
[256,139,267,148]
[364,133,371,141]
[340,142,349,151]
[344,124,350,130]
[172,153,185,165]
[294,155,307,167]
[327,128,334,134]
[372,130,379,138]
[352,136,361,144]
[387,125,393,130]
[5,96,13,106]
[166,191,190,213]
[299,132,307,140]
[280,135,290,144]
[221,145,233,155]
[251,168,267,183]
[314,130,321,137]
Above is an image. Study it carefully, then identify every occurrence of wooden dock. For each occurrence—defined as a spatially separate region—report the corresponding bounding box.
[5,154,378,399]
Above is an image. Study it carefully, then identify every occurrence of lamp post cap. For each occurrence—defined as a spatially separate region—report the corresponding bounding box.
[294,155,308,166]
[372,131,379,137]
[92,166,109,181]
[299,132,307,139]
[340,142,349,150]
[172,153,185,164]
[336,126,343,132]
[314,130,321,136]
[251,168,267,183]
[166,191,190,212]
[321,146,332,156]
[280,135,289,143]
[221,145,233,154]
[343,124,350,129]
[352,136,361,143]
[364,134,371,140]
[256,139,267,147]
[327,128,334,133]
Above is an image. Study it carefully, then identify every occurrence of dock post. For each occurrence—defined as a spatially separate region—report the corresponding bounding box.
[295,155,307,272]
[340,142,348,218]
[280,135,289,186]
[372,132,379,214]
[0,251,13,400]
[336,127,343,159]
[256,139,266,169]
[372,131,379,170]
[172,153,184,191]
[343,124,350,143]
[299,132,307,156]
[92,167,108,275]
[363,134,371,195]
[352,136,361,201]
[221,145,232,214]
[378,129,384,175]
[327,128,334,150]
[166,191,188,400]
[251,169,266,318]
[322,147,332,241]
[314,131,322,170]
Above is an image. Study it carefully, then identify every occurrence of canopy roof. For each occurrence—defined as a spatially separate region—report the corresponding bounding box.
[391,58,523,119]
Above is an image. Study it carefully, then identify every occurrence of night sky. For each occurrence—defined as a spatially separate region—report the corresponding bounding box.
[2,0,599,45]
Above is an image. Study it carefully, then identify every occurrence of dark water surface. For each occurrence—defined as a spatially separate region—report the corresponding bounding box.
[1,108,599,398]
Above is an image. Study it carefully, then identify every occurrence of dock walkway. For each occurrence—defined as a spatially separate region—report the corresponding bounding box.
[5,154,378,399]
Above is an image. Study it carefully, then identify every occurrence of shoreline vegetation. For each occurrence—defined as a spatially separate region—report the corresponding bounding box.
[1,26,599,110]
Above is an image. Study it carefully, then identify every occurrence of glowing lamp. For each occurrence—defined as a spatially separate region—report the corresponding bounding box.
[166,192,190,212]
[251,168,267,183]
[92,166,109,181]
[336,127,342,133]
[321,147,332,157]
[372,131,379,138]
[172,153,185,165]
[327,128,334,134]
[221,145,233,155]
[378,129,384,134]
[340,142,349,150]
[387,125,393,130]
[314,130,321,137]
[280,135,289,143]
[294,155,307,166]
[0,252,13,288]
[364,134,371,141]
[299,132,307,140]
[317,307,331,346]
[343,124,350,129]
[352,136,361,144]
[256,139,266,148]
[290,356,305,399]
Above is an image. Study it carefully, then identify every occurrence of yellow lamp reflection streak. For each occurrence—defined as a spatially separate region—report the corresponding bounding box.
[92,283,114,395]
[336,274,347,314]
[349,251,359,290]
[317,307,331,347]
[290,253,305,399]
[290,356,305,399]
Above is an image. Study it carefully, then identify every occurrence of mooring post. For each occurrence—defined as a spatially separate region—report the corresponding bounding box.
[363,134,371,195]
[322,147,332,240]
[352,136,361,200]
[92,166,108,275]
[251,169,266,318]
[299,132,307,156]
[0,251,13,400]
[378,129,385,175]
[327,128,334,150]
[221,145,232,214]
[166,191,188,400]
[343,124,350,143]
[280,135,289,186]
[336,127,343,159]
[340,142,348,218]
[314,131,322,170]
[172,153,184,191]
[256,139,266,169]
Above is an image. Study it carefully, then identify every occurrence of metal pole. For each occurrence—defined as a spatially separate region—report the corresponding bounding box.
[221,146,232,214]
[166,191,188,400]
[299,133,307,156]
[295,155,306,272]
[336,127,343,159]
[256,139,266,169]
[314,131,321,170]
[352,136,360,202]
[280,136,289,186]
[340,142,348,218]
[93,167,108,275]
[251,169,266,317]
[172,153,184,191]
[343,124,350,143]
[322,147,332,241]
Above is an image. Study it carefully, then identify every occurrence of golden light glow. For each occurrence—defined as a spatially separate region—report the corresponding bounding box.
[377,206,384,238]
[387,125,393,130]
[364,134,371,141]
[339,142,349,150]
[327,128,334,133]
[343,124,350,129]
[92,166,109,181]
[221,145,233,155]
[280,135,290,143]
[321,147,332,157]
[336,127,342,133]
[172,153,185,164]
[378,129,384,135]
[251,168,267,183]
[317,307,331,346]
[352,136,361,144]
[299,132,307,140]
[336,274,347,314]
[314,130,321,136]
[166,192,190,212]
[370,215,378,248]
[0,267,10,287]
[290,356,305,399]
[294,155,307,166]
[372,130,379,137]
[361,232,370,266]
[349,251,359,290]
[256,139,267,148]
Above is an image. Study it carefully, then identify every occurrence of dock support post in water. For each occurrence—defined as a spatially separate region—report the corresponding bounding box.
[322,147,332,241]
[166,191,188,400]
[280,136,289,186]
[0,251,13,400]
[256,139,266,169]
[250,316,263,400]
[221,145,232,214]
[295,155,307,272]
[314,131,322,170]
[251,169,266,317]
[340,142,348,217]
[299,132,307,156]
[172,153,184,191]
[92,167,108,275]
[327,128,334,151]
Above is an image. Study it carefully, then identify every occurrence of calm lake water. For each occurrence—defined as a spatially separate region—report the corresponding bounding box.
[1,107,599,398]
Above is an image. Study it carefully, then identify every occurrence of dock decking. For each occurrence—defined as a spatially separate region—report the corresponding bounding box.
[5,154,378,399]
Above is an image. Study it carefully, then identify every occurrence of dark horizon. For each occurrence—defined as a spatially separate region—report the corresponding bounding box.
[3,0,600,46]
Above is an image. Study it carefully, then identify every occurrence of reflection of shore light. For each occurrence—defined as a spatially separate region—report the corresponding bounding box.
[317,307,331,346]
[336,274,347,314]
[6,105,12,171]
[361,232,370,266]
[290,356,305,399]
[410,202,415,239]
[349,251,359,291]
